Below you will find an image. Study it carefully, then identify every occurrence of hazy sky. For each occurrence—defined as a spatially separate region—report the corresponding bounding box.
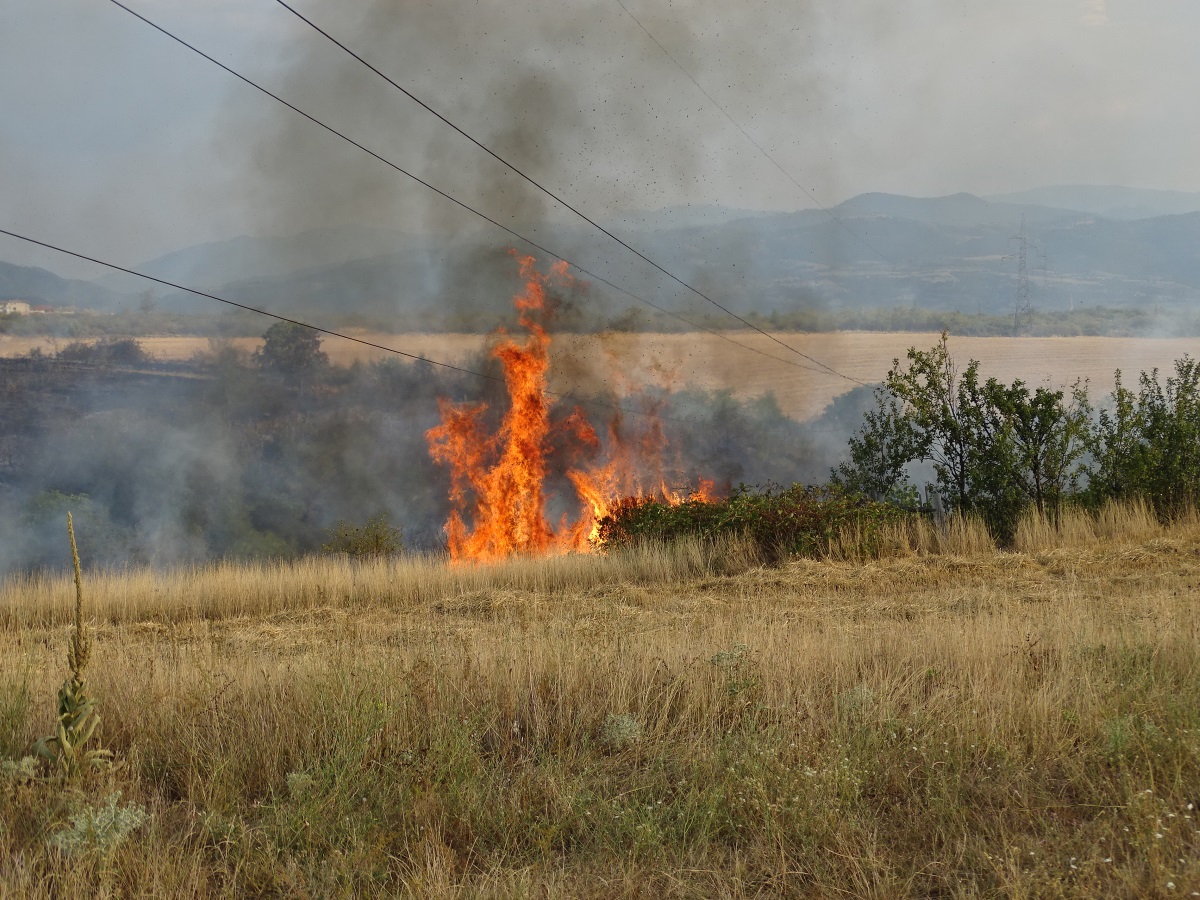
[2,0,1199,274]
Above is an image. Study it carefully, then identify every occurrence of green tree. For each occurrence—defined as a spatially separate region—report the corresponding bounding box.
[253,322,328,376]
[989,378,1091,521]
[862,333,1091,543]
[832,385,926,501]
[58,338,148,366]
[1088,358,1200,517]
[885,333,1000,514]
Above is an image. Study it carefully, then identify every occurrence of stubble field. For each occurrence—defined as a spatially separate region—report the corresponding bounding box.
[2,508,1200,897]
[3,330,1196,419]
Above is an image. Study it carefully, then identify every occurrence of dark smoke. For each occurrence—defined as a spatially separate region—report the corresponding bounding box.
[0,1,854,573]
[213,0,830,324]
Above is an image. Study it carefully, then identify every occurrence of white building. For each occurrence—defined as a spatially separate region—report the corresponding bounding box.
[0,300,31,315]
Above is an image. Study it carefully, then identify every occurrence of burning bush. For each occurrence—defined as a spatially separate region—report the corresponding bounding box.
[596,484,910,561]
[427,254,714,563]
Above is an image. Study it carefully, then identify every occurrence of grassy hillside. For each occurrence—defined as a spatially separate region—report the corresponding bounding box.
[3,506,1199,897]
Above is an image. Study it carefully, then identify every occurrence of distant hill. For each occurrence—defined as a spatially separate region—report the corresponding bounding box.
[97,224,426,292]
[0,260,130,310]
[8,188,1200,330]
[134,195,1200,327]
[149,238,533,329]
[986,185,1200,220]
[609,193,1200,316]
[828,192,1087,229]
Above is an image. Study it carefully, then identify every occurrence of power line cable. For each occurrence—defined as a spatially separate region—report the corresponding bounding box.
[104,0,849,383]
[0,228,498,379]
[258,0,864,384]
[610,0,896,269]
[0,226,718,423]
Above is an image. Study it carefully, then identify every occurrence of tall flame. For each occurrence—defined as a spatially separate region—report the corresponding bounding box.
[427,254,713,562]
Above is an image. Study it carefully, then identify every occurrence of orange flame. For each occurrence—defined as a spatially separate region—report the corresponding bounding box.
[427,255,714,562]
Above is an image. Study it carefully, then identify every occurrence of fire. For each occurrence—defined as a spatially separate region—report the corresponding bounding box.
[426,254,713,562]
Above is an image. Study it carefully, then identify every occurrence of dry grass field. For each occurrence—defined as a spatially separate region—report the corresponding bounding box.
[3,330,1195,420]
[3,507,1200,897]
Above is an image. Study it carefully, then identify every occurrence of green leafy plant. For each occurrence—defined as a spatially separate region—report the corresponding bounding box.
[253,321,328,376]
[597,483,907,561]
[1086,357,1200,518]
[48,790,147,858]
[710,644,760,697]
[841,333,1094,544]
[57,337,150,366]
[832,384,925,501]
[33,513,112,777]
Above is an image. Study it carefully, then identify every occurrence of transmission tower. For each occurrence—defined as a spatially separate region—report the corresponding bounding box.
[1009,216,1034,335]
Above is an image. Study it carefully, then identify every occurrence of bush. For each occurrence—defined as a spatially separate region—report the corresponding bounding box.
[1085,358,1200,519]
[597,484,909,561]
[321,513,403,559]
[57,338,149,366]
[48,792,147,858]
[254,322,328,376]
[839,333,1091,545]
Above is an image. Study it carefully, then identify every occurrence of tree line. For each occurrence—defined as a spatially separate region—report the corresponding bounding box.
[8,322,1197,568]
[833,333,1200,543]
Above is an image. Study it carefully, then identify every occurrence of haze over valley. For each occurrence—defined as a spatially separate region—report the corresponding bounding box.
[5,184,1200,333]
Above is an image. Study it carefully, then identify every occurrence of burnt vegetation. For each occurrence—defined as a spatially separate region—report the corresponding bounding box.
[0,325,850,573]
[5,320,1200,573]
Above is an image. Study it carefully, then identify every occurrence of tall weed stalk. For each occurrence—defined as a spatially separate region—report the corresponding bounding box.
[33,513,112,777]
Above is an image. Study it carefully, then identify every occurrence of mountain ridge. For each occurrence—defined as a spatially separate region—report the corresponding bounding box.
[5,186,1200,323]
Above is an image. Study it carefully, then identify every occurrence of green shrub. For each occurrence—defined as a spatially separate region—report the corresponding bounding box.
[597,484,908,561]
[321,513,403,560]
[57,338,149,366]
[1086,357,1200,518]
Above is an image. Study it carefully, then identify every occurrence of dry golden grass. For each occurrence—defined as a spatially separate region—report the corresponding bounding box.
[2,508,1200,897]
[0,538,751,630]
[4,330,1194,420]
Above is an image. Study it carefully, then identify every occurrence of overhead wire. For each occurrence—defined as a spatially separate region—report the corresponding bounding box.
[255,0,866,385]
[610,0,897,268]
[105,0,853,383]
[0,226,705,425]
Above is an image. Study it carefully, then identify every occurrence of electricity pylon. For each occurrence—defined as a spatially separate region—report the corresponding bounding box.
[1008,216,1035,335]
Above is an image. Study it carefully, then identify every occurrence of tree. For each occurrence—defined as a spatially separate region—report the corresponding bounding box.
[989,378,1091,522]
[58,338,149,367]
[832,385,926,501]
[885,332,996,514]
[253,322,328,377]
[1088,358,1200,517]
[853,332,1092,543]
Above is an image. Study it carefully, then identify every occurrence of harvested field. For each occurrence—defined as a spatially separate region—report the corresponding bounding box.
[3,508,1200,897]
[3,330,1193,419]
